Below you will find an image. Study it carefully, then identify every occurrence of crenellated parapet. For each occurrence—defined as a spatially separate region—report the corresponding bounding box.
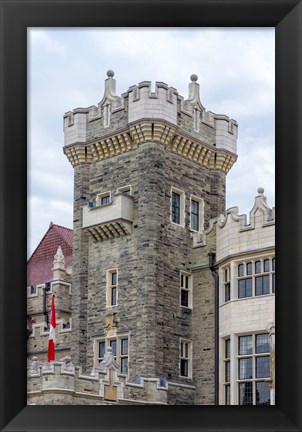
[193,188,275,260]
[63,71,238,173]
[27,348,194,405]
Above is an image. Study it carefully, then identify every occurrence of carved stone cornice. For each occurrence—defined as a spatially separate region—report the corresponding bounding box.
[63,119,237,173]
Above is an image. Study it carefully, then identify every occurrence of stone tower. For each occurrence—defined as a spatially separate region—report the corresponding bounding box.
[63,71,238,404]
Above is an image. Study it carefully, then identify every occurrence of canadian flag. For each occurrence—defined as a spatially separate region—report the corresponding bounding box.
[47,295,56,362]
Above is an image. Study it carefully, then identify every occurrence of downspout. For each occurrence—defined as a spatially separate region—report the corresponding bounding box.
[208,252,219,405]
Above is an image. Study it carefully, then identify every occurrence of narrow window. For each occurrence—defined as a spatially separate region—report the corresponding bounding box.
[172,192,181,224]
[120,338,129,374]
[107,269,118,307]
[191,199,199,231]
[224,338,231,405]
[30,285,36,295]
[171,188,185,227]
[180,272,192,308]
[238,264,244,277]
[180,340,192,378]
[255,261,261,274]
[224,266,231,302]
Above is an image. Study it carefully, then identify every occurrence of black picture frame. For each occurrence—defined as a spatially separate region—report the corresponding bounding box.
[0,0,301,431]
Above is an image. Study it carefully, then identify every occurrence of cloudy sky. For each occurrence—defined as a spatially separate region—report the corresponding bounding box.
[28,28,275,257]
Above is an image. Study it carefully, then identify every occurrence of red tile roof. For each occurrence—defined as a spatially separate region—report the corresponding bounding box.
[27,222,73,286]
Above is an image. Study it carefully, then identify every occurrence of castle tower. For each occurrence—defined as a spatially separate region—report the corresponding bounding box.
[63,71,238,404]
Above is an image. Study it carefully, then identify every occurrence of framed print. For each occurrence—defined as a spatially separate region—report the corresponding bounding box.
[0,0,301,431]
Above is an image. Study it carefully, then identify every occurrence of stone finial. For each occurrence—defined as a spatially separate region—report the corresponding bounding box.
[257,187,265,195]
[98,346,119,371]
[29,356,41,374]
[183,73,204,113]
[53,245,65,268]
[107,70,114,78]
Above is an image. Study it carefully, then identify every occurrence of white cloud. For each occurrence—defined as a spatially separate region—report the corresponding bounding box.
[28,28,275,256]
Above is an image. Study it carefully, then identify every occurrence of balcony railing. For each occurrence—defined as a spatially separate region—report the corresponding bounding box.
[82,194,134,242]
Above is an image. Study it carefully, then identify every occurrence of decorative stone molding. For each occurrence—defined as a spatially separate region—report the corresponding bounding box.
[64,119,237,173]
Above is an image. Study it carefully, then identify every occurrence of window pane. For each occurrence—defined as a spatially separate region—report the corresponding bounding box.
[99,341,105,358]
[238,278,252,298]
[225,283,230,302]
[256,334,270,353]
[239,336,253,355]
[225,339,230,358]
[255,275,269,295]
[180,359,188,377]
[122,189,130,195]
[239,357,253,379]
[246,278,252,296]
[172,192,180,224]
[263,275,270,294]
[255,261,261,274]
[181,289,189,307]
[121,338,128,355]
[181,274,184,287]
[225,269,228,282]
[264,259,270,272]
[111,287,117,305]
[101,195,110,205]
[256,381,271,405]
[111,272,117,286]
[225,360,230,382]
[256,356,270,378]
[121,357,128,374]
[272,274,275,293]
[238,264,244,277]
[185,276,189,289]
[246,262,252,275]
[110,340,117,356]
[225,385,230,405]
[239,382,253,405]
[255,276,263,295]
[184,343,188,358]
[272,258,275,271]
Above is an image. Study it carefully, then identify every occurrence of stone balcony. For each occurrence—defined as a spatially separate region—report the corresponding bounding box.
[82,194,134,242]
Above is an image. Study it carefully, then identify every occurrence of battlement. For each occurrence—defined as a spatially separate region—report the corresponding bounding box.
[63,71,238,170]
[27,349,195,405]
[193,188,275,260]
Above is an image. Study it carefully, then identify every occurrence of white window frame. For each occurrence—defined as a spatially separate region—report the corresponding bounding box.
[27,285,38,298]
[180,271,193,309]
[96,191,111,207]
[236,332,271,405]
[117,185,132,196]
[223,337,231,405]
[170,187,185,227]
[236,256,275,300]
[190,195,204,232]
[106,268,118,307]
[179,339,193,378]
[94,334,129,375]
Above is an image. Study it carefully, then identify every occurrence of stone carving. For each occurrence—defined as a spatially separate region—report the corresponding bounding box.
[53,246,65,267]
